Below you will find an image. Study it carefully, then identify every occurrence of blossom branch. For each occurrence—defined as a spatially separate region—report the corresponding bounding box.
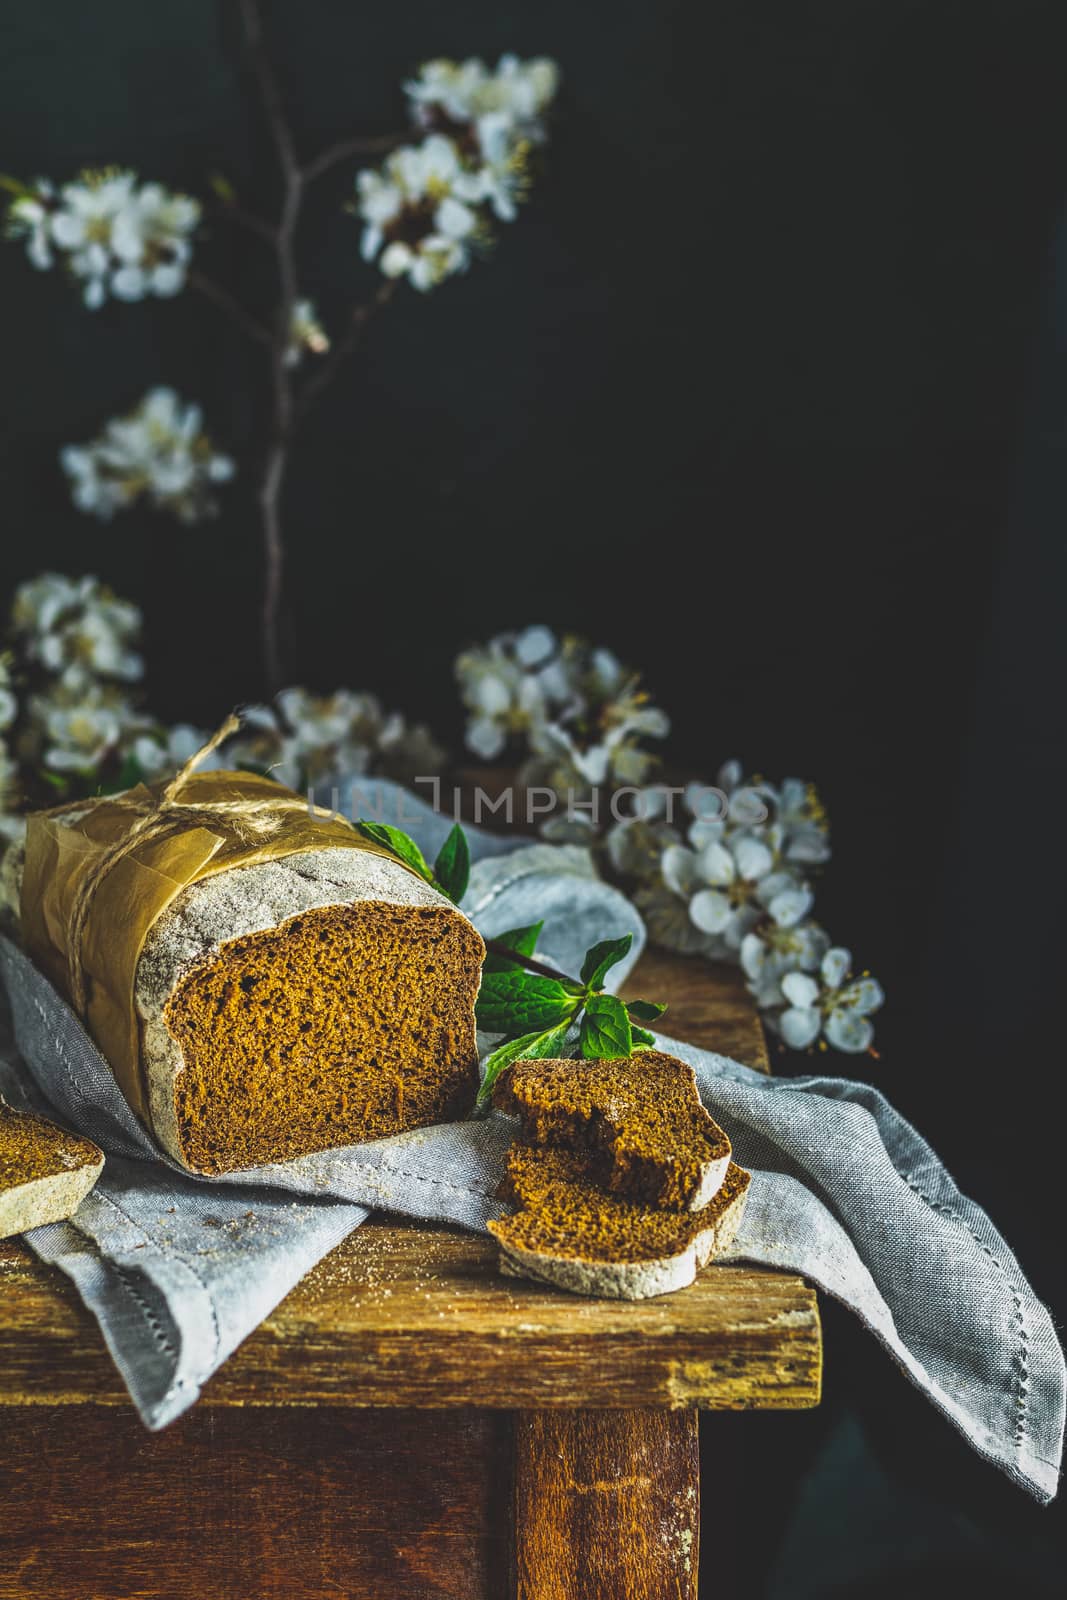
[4,28,557,696]
[237,0,305,692]
[302,132,405,183]
[188,270,272,345]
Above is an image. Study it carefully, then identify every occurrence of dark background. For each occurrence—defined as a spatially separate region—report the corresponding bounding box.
[1,2,1065,1591]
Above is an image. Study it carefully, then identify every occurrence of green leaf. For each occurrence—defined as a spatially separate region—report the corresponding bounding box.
[432,823,470,904]
[475,971,578,1033]
[474,1018,575,1111]
[0,173,31,199]
[631,1025,658,1049]
[579,993,633,1059]
[625,998,667,1022]
[580,934,633,991]
[356,820,433,883]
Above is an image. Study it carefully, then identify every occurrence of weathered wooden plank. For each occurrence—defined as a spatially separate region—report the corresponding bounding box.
[0,1406,511,1600]
[514,1409,699,1600]
[0,1224,821,1410]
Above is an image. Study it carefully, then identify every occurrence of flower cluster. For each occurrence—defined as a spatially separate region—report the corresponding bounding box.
[603,763,882,1054]
[11,572,143,693]
[60,388,234,524]
[2,574,152,800]
[455,626,669,802]
[138,686,446,792]
[356,53,558,290]
[5,170,199,309]
[0,573,450,844]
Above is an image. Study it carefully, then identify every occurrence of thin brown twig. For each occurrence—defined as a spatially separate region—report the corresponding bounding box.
[295,280,397,421]
[483,939,579,988]
[303,131,406,182]
[237,0,303,693]
[233,0,400,691]
[188,270,273,345]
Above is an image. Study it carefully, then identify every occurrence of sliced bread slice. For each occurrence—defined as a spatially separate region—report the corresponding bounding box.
[0,1098,104,1240]
[488,1142,751,1300]
[493,1050,731,1211]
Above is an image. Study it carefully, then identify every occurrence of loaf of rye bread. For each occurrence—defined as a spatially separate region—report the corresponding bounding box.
[0,1098,104,1239]
[6,791,485,1175]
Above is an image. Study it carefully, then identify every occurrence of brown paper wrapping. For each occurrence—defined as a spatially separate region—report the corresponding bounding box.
[19,770,411,1125]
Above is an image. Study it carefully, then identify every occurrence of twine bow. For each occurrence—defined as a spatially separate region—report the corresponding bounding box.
[58,713,310,1016]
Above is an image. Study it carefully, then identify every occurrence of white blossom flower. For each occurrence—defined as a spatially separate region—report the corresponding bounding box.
[6,170,199,307]
[739,920,831,1008]
[455,634,550,759]
[284,299,330,367]
[6,179,56,269]
[109,181,200,301]
[11,574,144,684]
[406,54,559,149]
[758,775,831,864]
[379,230,471,291]
[660,826,813,954]
[31,683,135,774]
[60,388,234,523]
[356,134,483,289]
[773,948,884,1053]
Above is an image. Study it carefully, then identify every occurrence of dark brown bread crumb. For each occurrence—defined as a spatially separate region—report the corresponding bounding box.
[493,1051,732,1211]
[491,1143,750,1264]
[163,900,483,1174]
[0,1099,102,1187]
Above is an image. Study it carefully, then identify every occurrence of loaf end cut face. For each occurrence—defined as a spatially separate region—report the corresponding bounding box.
[156,896,484,1174]
[0,1098,104,1239]
[488,1143,751,1300]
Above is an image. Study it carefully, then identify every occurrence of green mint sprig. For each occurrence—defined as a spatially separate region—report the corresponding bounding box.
[474,924,666,1111]
[355,819,667,1113]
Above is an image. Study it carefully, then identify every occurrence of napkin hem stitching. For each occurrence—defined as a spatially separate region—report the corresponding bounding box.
[899,1166,1029,1455]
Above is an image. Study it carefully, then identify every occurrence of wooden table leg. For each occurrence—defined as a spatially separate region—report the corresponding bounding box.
[513,1410,699,1600]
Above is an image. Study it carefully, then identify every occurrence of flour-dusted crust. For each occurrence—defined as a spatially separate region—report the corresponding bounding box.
[0,1099,104,1239]
[136,846,483,1171]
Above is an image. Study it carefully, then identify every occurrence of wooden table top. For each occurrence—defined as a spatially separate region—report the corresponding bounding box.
[0,953,821,1412]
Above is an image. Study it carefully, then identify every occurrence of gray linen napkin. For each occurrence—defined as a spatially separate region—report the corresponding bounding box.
[0,782,1061,1503]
